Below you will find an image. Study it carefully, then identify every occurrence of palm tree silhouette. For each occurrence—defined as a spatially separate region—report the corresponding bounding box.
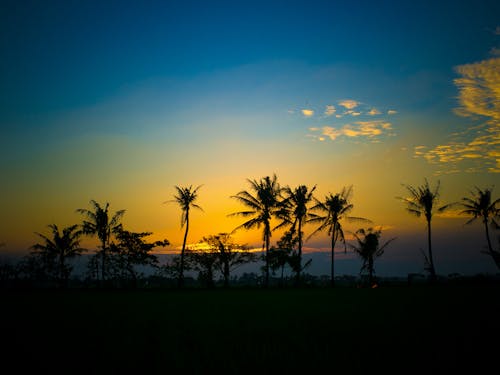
[31,224,85,287]
[76,200,125,281]
[349,227,396,287]
[459,187,500,269]
[229,174,283,287]
[277,184,316,283]
[309,186,369,287]
[170,185,203,288]
[399,179,450,281]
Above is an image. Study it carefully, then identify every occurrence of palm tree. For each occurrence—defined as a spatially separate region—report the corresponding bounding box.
[309,186,370,287]
[229,174,283,287]
[459,187,500,269]
[76,200,125,281]
[277,184,316,283]
[31,224,85,287]
[170,185,203,288]
[350,228,396,287]
[399,179,450,281]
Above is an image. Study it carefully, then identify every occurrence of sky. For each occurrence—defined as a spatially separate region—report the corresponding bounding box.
[1,0,499,276]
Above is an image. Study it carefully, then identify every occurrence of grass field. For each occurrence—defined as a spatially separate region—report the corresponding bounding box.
[2,286,499,374]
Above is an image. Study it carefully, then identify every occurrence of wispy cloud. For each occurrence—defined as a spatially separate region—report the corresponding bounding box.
[313,120,394,142]
[338,99,359,110]
[368,108,381,116]
[301,109,314,117]
[324,105,336,116]
[414,56,500,173]
[387,110,397,115]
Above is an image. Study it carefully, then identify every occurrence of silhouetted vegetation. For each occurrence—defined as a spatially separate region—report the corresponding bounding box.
[107,229,169,287]
[350,227,396,287]
[230,174,283,287]
[458,186,500,269]
[1,175,499,290]
[399,179,451,282]
[277,184,316,284]
[30,224,86,288]
[199,233,256,287]
[309,186,370,287]
[76,200,125,281]
[170,185,203,288]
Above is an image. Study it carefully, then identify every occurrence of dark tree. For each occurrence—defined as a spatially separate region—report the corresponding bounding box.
[202,233,256,287]
[277,185,316,284]
[459,187,500,269]
[76,200,125,281]
[350,228,396,287]
[186,249,219,288]
[268,230,311,286]
[108,229,169,287]
[230,174,283,287]
[31,224,85,287]
[309,186,370,287]
[169,185,203,288]
[399,179,450,281]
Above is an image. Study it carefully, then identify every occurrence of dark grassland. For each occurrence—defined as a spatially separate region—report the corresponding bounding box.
[2,286,499,374]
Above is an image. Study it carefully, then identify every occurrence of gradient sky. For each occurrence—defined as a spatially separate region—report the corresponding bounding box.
[1,0,499,276]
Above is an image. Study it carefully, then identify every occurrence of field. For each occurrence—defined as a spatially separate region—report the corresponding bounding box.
[2,286,499,374]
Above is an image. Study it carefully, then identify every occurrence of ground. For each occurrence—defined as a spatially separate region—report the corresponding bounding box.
[2,286,499,374]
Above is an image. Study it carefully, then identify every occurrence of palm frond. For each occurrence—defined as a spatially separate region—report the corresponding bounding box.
[227,210,258,218]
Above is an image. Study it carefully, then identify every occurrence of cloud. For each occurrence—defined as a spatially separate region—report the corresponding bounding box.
[367,108,381,116]
[414,56,500,173]
[453,57,500,121]
[338,99,359,110]
[319,120,394,141]
[301,109,314,117]
[387,110,397,115]
[344,110,361,116]
[324,105,336,116]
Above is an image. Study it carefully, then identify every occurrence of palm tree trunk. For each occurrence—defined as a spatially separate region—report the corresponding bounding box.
[484,217,494,254]
[427,219,436,282]
[101,240,106,282]
[179,212,189,289]
[483,217,500,269]
[297,220,302,285]
[264,223,270,288]
[331,227,337,288]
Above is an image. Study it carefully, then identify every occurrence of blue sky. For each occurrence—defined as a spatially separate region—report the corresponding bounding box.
[1,0,499,276]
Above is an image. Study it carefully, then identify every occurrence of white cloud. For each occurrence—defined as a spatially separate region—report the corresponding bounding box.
[301,109,314,117]
[387,110,397,115]
[338,99,359,110]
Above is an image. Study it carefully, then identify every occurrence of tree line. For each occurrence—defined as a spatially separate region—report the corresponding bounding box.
[1,175,499,288]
